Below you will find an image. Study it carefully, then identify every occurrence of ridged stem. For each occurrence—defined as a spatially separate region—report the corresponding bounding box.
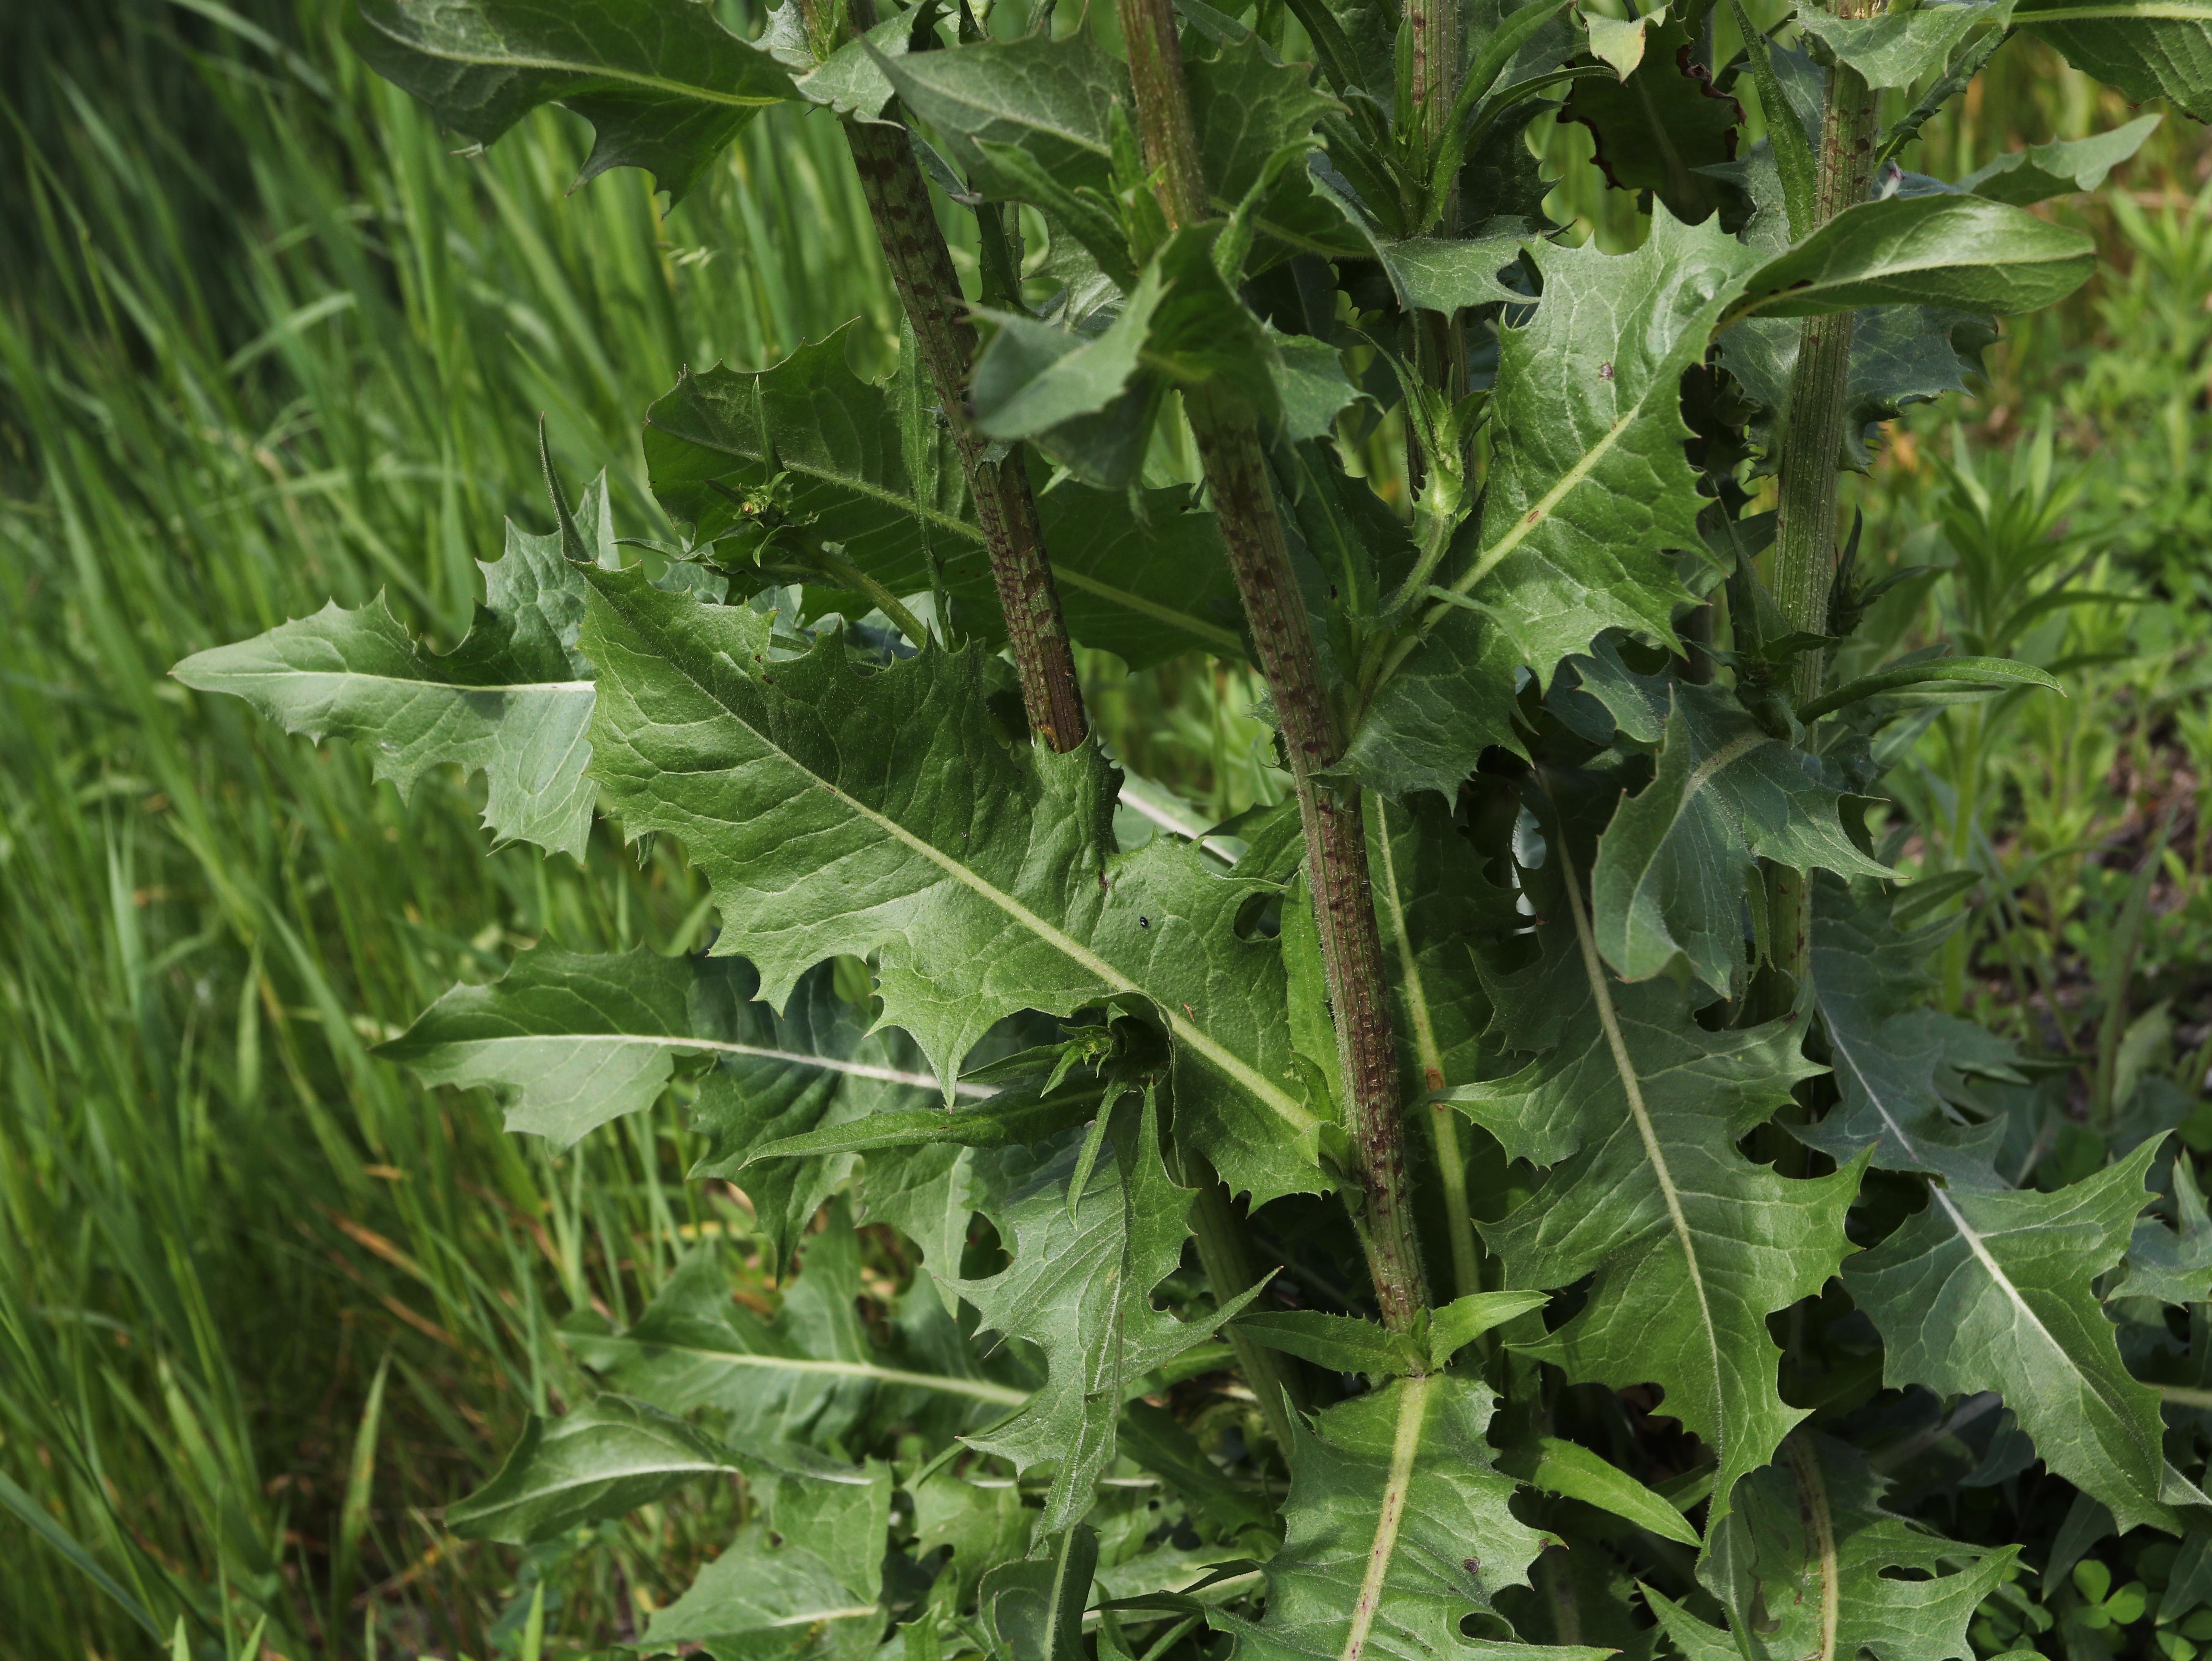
[805,0,1089,752]
[1407,0,1463,423]
[1761,5,1882,1004]
[1116,0,1432,1338]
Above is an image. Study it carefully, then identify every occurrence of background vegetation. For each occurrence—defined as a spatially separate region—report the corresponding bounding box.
[2,0,2208,1654]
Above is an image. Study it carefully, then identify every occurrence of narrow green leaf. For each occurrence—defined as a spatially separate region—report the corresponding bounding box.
[1796,653,2063,721]
[332,1354,392,1619]
[1527,1437,1701,1546]
[0,1469,163,1639]
[1233,1309,1424,1376]
[1590,682,1891,994]
[1959,113,2162,203]
[346,0,795,201]
[1843,1137,2180,1532]
[445,1394,745,1543]
[172,514,596,859]
[1724,195,2097,326]
[575,527,1325,1207]
[1427,1291,1552,1363]
[1730,0,1815,237]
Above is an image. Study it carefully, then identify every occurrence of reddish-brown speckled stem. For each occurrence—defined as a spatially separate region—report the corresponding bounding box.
[1117,0,1432,1336]
[805,0,1088,752]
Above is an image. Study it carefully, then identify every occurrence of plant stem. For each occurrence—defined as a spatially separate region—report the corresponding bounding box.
[803,0,1089,752]
[1409,0,1462,413]
[807,546,936,649]
[1761,2,1882,1004]
[1368,791,1481,1303]
[1117,0,1432,1338]
[1183,1156,1309,1453]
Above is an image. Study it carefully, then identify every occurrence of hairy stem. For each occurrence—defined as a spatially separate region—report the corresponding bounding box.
[803,0,1089,752]
[1117,0,1432,1337]
[1407,0,1463,442]
[1761,3,1882,1003]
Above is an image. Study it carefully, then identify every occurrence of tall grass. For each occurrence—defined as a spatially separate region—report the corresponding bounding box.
[0,3,891,1652]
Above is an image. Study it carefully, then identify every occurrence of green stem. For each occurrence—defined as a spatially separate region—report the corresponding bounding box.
[1184,1160,1309,1454]
[1117,0,1433,1339]
[1367,791,1481,1304]
[1408,0,1463,439]
[805,0,1090,753]
[808,547,936,649]
[1759,1,1883,1009]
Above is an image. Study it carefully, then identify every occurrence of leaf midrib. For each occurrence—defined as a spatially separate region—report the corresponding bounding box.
[575,1334,1029,1406]
[1341,1374,1433,1661]
[1557,833,1728,1461]
[1779,1435,1841,1661]
[412,1030,995,1098]
[1723,235,2089,326]
[357,17,783,108]
[467,1454,738,1526]
[657,422,1246,655]
[592,578,1317,1136]
[186,669,595,697]
[1827,1020,2079,1372]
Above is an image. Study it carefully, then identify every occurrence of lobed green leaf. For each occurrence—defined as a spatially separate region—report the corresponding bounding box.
[346,0,795,201]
